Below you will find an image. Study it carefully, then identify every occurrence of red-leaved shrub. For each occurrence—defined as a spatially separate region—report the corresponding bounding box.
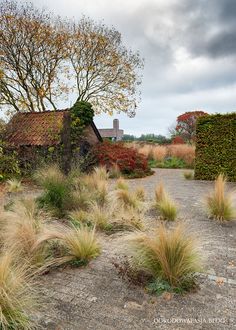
[92,141,152,178]
[172,136,185,144]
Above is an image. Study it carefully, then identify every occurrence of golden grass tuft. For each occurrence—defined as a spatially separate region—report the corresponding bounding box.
[152,146,167,161]
[115,178,129,190]
[37,224,100,265]
[112,207,145,231]
[115,189,140,210]
[109,164,122,178]
[206,174,235,221]
[155,182,166,203]
[7,179,23,193]
[34,164,65,186]
[127,223,202,287]
[88,202,110,230]
[183,171,194,180]
[135,186,146,201]
[2,199,49,266]
[168,144,195,167]
[157,195,178,221]
[0,252,38,329]
[93,166,109,181]
[68,209,89,225]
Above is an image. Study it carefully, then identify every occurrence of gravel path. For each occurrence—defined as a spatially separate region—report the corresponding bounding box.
[35,169,236,329]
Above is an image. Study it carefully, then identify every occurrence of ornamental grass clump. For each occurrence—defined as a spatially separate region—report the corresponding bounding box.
[2,199,50,267]
[68,209,90,226]
[154,183,177,221]
[115,178,129,191]
[109,164,122,178]
[88,202,110,230]
[155,182,166,203]
[183,171,194,180]
[7,178,23,193]
[93,166,109,181]
[115,189,140,210]
[158,195,178,221]
[35,165,71,217]
[206,174,235,221]
[127,223,202,289]
[37,224,100,266]
[0,252,38,330]
[135,186,145,201]
[112,207,145,231]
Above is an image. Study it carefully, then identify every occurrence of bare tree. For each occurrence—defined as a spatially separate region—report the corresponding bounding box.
[0,0,67,113]
[67,17,143,117]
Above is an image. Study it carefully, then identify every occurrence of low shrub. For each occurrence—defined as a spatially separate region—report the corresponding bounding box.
[127,223,202,290]
[92,141,152,178]
[206,174,235,221]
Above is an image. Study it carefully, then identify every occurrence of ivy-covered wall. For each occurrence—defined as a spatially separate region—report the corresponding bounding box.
[194,113,236,181]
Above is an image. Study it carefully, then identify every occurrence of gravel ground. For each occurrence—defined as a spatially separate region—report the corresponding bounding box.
[4,169,236,329]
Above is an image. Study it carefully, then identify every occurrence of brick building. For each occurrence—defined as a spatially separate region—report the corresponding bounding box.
[98,119,124,141]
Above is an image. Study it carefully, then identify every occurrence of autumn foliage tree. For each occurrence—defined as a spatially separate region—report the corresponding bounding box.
[174,110,208,143]
[0,1,68,113]
[67,17,143,116]
[0,0,143,116]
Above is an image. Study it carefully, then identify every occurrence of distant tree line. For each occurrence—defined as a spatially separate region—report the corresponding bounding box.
[122,133,172,144]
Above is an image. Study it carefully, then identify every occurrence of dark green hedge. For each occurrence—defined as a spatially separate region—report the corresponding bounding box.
[194,113,236,181]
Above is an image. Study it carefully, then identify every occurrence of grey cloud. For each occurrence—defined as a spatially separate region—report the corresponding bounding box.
[28,0,236,135]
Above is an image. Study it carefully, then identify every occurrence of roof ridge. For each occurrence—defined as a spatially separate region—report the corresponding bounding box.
[15,109,69,115]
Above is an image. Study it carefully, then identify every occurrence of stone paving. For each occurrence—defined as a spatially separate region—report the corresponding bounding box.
[34,169,236,329]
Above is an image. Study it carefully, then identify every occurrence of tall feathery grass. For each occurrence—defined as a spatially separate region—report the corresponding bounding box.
[135,186,146,201]
[115,178,129,190]
[112,207,145,231]
[115,189,141,210]
[35,165,71,217]
[158,195,178,221]
[127,223,202,288]
[155,182,166,203]
[2,199,49,266]
[155,183,177,221]
[7,179,23,193]
[92,166,109,181]
[0,252,38,330]
[206,174,235,221]
[88,202,110,230]
[109,164,122,178]
[37,224,101,266]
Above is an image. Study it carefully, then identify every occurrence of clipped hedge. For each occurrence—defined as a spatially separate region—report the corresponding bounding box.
[195,113,236,181]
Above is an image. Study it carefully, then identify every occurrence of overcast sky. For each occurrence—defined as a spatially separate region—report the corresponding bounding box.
[30,0,236,135]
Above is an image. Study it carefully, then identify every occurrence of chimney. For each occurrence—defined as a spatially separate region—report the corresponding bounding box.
[113,119,119,130]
